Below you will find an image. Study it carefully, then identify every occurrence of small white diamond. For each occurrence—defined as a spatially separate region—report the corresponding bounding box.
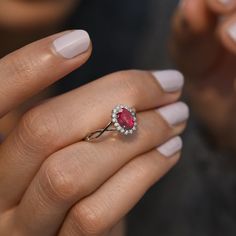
[112,113,116,118]
[112,118,117,123]
[129,130,133,134]
[117,126,121,130]
[114,122,119,127]
[133,126,136,131]
[121,129,125,133]
[125,130,129,135]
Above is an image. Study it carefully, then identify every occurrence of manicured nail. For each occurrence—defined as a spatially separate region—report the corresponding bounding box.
[157,102,189,126]
[53,30,90,59]
[152,70,184,93]
[227,22,236,42]
[157,136,183,157]
[218,0,232,5]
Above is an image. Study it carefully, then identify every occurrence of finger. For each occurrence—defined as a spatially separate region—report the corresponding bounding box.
[59,137,182,236]
[207,0,236,14]
[0,30,91,117]
[218,13,236,53]
[15,104,188,235]
[171,0,219,76]
[0,70,184,210]
[174,0,215,36]
[0,0,77,30]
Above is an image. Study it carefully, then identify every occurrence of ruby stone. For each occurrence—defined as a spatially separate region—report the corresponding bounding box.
[117,108,134,130]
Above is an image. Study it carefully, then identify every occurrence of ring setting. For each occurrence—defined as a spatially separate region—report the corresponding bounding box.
[85,104,137,141]
[112,105,137,135]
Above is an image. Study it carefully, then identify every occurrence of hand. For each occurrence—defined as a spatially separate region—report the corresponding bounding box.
[171,0,236,151]
[0,30,188,235]
[0,0,78,30]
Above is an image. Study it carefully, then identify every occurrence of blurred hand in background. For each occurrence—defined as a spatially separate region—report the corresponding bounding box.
[171,0,236,152]
[0,0,78,30]
[0,0,79,57]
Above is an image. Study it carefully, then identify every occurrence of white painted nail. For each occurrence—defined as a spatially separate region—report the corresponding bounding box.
[157,136,183,157]
[218,0,232,5]
[53,30,90,59]
[157,102,189,126]
[227,22,236,42]
[152,70,184,92]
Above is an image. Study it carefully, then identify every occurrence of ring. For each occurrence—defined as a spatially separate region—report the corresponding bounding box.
[85,104,137,141]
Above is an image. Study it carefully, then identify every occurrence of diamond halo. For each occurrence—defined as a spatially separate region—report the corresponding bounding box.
[111,104,137,135]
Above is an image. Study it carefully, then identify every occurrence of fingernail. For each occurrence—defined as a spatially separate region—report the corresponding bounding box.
[53,30,90,59]
[227,22,236,42]
[218,0,233,5]
[157,102,190,126]
[157,136,183,157]
[152,70,184,92]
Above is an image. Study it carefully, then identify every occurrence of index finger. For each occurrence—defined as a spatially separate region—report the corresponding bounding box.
[0,30,91,117]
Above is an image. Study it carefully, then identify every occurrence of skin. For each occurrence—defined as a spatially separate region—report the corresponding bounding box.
[0,0,78,57]
[0,0,78,30]
[0,32,186,235]
[171,0,236,152]
[0,0,235,235]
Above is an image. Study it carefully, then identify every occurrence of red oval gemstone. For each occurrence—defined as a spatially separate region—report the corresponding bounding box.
[117,108,134,130]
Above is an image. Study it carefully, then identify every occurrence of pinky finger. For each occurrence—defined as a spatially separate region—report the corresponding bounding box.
[59,137,183,236]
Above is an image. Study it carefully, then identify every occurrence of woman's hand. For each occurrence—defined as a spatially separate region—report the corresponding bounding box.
[171,0,236,151]
[0,30,188,236]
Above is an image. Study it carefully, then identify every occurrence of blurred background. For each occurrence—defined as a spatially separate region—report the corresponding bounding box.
[59,0,178,91]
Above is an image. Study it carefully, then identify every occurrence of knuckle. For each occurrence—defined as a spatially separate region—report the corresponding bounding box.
[115,70,146,101]
[40,155,88,203]
[128,159,150,179]
[139,113,172,141]
[41,159,78,202]
[71,203,106,235]
[19,107,61,150]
